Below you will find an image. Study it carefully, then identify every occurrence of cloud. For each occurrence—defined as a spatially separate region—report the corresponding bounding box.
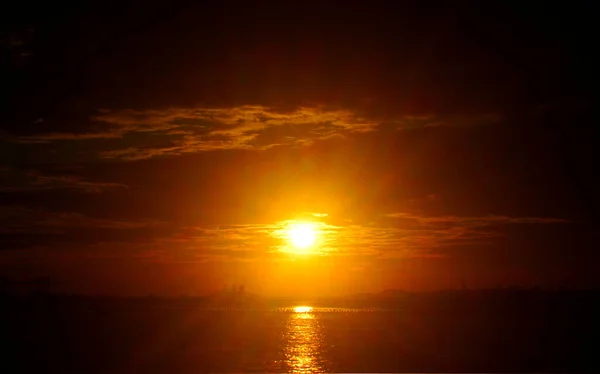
[12,131,123,143]
[26,173,126,193]
[94,106,378,159]
[0,206,159,232]
[0,169,126,194]
[384,213,569,226]
[385,113,501,131]
[3,105,500,160]
[141,211,568,263]
[0,199,575,268]
[0,206,169,251]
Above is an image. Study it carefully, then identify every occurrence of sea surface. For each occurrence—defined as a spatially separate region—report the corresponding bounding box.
[4,299,600,372]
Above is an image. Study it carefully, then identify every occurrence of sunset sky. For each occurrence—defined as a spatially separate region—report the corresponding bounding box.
[1,1,597,296]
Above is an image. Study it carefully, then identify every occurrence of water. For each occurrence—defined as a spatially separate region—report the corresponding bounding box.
[139,307,389,373]
[5,302,600,372]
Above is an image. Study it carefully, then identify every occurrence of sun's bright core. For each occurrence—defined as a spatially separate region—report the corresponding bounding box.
[287,223,317,250]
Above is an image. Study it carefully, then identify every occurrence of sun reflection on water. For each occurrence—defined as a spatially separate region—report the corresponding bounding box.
[293,306,313,313]
[283,306,327,373]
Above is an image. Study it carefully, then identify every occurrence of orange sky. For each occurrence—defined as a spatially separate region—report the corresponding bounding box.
[1,2,597,296]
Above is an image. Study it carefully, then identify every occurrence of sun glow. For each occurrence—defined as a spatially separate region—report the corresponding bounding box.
[286,222,318,250]
[293,306,313,313]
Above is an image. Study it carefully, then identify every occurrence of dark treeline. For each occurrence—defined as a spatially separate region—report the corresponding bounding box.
[2,276,600,310]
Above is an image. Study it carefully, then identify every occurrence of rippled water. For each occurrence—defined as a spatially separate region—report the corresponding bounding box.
[282,307,326,373]
[190,306,396,372]
[8,302,593,372]
[173,307,397,372]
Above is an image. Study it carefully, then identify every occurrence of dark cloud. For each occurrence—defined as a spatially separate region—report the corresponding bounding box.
[0,206,169,251]
[0,167,126,193]
[0,105,504,165]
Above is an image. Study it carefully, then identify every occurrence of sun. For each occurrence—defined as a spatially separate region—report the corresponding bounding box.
[286,222,318,250]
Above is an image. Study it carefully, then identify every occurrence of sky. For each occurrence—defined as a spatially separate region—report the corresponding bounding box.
[1,1,597,296]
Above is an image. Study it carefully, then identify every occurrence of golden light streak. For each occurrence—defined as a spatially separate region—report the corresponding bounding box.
[293,306,313,313]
